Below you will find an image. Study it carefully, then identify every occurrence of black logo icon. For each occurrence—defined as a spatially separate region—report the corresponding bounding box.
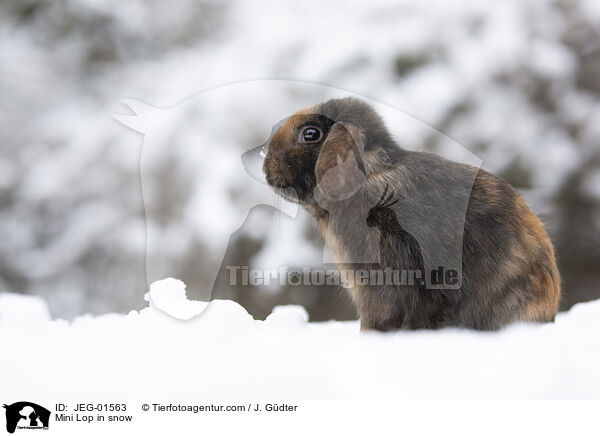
[3,402,50,434]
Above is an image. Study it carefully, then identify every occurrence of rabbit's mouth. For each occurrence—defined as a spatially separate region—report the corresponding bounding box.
[272,184,301,203]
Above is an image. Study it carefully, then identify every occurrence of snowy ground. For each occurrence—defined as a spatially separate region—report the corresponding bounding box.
[1,278,599,400]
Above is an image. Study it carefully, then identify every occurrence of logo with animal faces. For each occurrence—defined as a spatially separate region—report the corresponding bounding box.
[115,80,482,319]
[3,402,50,434]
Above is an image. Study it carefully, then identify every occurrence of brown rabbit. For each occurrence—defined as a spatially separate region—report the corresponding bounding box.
[262,97,560,331]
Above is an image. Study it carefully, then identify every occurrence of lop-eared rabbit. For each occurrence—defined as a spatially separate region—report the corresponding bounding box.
[263,97,560,331]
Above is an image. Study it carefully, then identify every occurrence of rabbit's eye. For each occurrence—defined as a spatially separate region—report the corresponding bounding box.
[299,126,322,143]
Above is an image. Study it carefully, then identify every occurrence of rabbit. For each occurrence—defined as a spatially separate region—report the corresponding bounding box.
[262,97,561,331]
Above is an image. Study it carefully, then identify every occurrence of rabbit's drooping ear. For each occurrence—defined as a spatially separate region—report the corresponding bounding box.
[315,123,367,201]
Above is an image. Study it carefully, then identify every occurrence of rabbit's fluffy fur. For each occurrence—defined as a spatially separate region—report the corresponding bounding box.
[263,97,560,330]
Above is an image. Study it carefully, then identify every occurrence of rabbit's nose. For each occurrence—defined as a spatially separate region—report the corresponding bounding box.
[265,154,293,188]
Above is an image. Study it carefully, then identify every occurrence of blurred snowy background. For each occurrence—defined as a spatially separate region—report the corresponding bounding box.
[1,0,599,320]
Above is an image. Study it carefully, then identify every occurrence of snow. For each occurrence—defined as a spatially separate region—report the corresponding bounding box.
[1,278,599,400]
[146,277,207,320]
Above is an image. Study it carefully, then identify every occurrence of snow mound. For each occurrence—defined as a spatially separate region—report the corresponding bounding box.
[145,277,208,320]
[1,279,599,399]
[0,293,51,325]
